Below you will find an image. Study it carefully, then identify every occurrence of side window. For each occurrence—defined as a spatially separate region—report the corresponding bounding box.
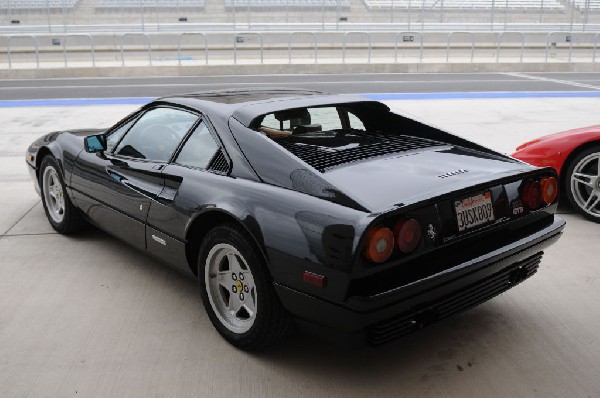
[114,107,198,162]
[176,121,219,169]
[106,119,135,152]
[347,112,365,130]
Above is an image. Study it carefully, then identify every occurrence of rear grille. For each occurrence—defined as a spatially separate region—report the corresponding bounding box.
[208,149,230,173]
[367,252,543,346]
[277,134,445,172]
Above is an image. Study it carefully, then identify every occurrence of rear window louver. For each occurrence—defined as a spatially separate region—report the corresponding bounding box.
[208,149,230,174]
[276,134,446,172]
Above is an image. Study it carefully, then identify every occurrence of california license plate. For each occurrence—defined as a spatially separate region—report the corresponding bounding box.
[454,191,495,232]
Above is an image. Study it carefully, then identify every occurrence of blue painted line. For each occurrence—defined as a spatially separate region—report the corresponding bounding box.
[364,91,600,100]
[0,91,599,107]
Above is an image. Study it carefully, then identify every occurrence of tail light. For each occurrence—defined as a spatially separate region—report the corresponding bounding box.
[522,175,558,210]
[394,218,422,253]
[522,180,542,210]
[364,226,394,263]
[540,176,558,204]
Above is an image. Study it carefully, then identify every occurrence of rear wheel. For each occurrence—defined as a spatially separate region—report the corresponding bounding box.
[198,223,292,350]
[565,145,600,223]
[39,156,85,234]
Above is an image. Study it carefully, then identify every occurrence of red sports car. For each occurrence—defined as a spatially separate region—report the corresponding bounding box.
[512,125,600,223]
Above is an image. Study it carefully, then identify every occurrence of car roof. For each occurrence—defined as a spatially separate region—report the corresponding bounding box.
[159,88,383,127]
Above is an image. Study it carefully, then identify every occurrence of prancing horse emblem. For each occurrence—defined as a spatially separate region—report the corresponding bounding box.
[427,224,437,241]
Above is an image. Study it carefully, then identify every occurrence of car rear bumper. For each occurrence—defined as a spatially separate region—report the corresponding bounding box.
[274,216,565,346]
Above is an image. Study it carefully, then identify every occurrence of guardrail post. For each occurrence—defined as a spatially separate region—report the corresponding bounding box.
[495,31,524,63]
[545,31,563,62]
[446,32,475,63]
[288,32,317,64]
[120,33,152,66]
[593,33,600,63]
[568,31,574,63]
[62,34,95,67]
[544,31,579,63]
[177,32,208,66]
[394,32,423,63]
[233,32,264,65]
[7,35,40,68]
[342,32,371,64]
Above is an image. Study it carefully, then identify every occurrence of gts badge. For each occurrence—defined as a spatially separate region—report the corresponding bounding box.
[438,169,468,179]
[511,199,524,216]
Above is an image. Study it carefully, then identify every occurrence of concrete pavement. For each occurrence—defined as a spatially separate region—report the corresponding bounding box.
[1,96,599,397]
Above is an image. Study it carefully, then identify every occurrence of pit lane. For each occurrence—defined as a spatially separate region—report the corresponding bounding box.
[1,77,599,397]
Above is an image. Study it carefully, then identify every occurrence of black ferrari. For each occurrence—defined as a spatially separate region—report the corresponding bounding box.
[26,89,565,349]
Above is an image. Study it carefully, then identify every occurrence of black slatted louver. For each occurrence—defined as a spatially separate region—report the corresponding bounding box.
[277,134,446,172]
[208,149,230,174]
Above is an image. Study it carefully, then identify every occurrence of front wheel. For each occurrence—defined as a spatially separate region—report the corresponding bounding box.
[39,156,85,234]
[565,145,600,223]
[198,223,292,350]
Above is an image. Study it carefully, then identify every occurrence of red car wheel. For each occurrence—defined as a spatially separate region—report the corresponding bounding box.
[565,145,600,223]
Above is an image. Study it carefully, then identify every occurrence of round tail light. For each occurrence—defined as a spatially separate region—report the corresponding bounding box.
[394,218,422,253]
[522,180,542,209]
[364,226,394,264]
[540,177,558,204]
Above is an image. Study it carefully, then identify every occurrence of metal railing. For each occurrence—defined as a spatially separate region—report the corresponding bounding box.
[288,32,317,64]
[62,33,95,66]
[6,34,39,67]
[593,32,600,62]
[233,32,263,64]
[120,33,152,66]
[496,31,525,63]
[3,0,600,33]
[446,31,475,62]
[2,31,600,68]
[342,32,371,63]
[395,32,423,63]
[177,32,208,65]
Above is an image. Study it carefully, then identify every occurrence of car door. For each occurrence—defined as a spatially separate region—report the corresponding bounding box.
[144,118,224,274]
[71,106,199,250]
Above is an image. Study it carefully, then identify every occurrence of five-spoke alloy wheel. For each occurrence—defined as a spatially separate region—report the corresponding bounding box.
[566,145,600,223]
[42,165,66,224]
[39,156,85,234]
[198,223,292,350]
[205,243,258,334]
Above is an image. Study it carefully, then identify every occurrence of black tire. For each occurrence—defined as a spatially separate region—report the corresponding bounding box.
[39,156,86,234]
[197,223,292,350]
[564,144,600,223]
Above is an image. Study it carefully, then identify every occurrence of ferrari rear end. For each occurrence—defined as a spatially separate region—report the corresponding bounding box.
[235,98,565,346]
[277,165,564,345]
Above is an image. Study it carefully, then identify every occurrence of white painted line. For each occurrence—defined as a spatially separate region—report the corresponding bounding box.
[504,72,600,91]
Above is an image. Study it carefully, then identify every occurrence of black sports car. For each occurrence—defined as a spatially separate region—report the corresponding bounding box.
[26,89,565,349]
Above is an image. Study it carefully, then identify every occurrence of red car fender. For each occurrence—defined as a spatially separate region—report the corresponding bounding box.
[512,125,600,178]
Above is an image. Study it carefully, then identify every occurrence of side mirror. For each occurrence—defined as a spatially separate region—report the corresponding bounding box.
[84,133,107,153]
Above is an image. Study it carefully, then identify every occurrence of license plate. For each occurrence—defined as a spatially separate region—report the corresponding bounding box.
[454,191,495,232]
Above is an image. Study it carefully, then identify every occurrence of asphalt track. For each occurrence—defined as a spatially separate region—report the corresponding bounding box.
[1,72,600,102]
[1,72,600,397]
